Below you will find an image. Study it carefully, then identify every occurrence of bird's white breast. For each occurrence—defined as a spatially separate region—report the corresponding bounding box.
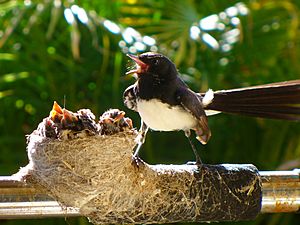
[137,99,197,131]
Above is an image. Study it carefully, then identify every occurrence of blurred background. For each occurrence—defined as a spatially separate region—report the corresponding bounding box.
[0,0,300,224]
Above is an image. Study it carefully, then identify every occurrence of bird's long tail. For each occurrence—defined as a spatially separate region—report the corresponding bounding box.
[200,80,300,121]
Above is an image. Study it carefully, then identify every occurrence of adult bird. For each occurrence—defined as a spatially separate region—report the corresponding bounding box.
[123,52,300,165]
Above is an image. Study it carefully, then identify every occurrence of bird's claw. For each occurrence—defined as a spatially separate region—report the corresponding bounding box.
[186,160,203,169]
[131,155,145,169]
[186,161,196,165]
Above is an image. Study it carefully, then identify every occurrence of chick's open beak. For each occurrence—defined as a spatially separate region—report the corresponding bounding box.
[126,54,149,76]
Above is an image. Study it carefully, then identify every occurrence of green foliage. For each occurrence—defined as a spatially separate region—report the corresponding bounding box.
[0,0,300,224]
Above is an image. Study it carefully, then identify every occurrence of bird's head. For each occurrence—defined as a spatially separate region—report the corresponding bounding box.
[126,52,178,80]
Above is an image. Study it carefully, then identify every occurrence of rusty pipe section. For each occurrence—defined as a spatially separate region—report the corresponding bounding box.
[260,169,300,213]
[0,169,299,219]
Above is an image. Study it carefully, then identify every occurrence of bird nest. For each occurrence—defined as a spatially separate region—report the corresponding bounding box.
[16,102,261,224]
[23,132,137,211]
[17,102,144,221]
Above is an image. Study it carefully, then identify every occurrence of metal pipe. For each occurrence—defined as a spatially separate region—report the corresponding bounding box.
[0,169,299,219]
[0,176,80,219]
[260,169,300,213]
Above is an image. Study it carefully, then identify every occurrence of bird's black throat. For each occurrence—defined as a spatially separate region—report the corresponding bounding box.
[136,72,181,106]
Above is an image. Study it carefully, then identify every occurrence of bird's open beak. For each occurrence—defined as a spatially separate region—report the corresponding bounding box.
[126,54,149,76]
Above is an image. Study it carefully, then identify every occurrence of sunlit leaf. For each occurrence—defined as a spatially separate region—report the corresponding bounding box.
[0,72,29,83]
[0,53,15,60]
[0,89,13,98]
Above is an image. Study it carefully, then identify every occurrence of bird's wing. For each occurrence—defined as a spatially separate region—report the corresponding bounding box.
[123,84,138,112]
[176,88,211,144]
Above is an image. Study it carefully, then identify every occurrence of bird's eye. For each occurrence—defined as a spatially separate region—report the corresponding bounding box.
[153,59,159,65]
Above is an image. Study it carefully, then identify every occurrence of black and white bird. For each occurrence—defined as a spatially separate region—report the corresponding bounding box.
[123,52,300,165]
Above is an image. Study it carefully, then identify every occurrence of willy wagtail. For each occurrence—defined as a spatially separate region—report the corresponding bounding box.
[123,52,300,165]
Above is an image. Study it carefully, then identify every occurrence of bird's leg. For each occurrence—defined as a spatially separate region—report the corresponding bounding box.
[184,130,202,166]
[133,120,149,157]
[132,120,149,167]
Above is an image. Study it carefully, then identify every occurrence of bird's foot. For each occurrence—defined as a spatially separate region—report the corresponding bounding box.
[186,161,197,165]
[186,158,203,170]
[131,155,145,169]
